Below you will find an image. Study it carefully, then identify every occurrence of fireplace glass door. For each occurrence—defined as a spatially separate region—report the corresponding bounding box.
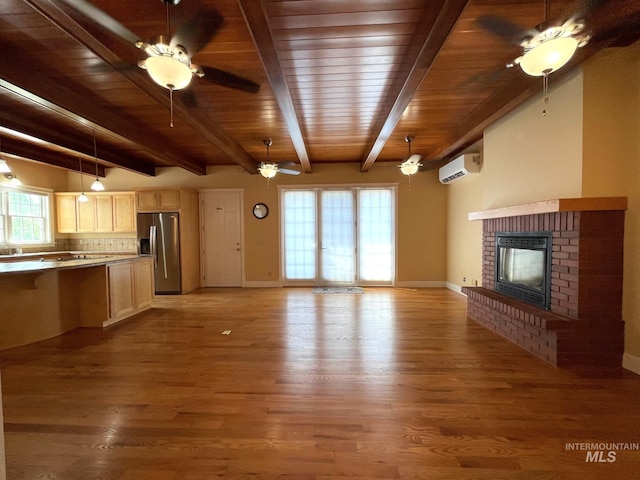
[495,232,552,309]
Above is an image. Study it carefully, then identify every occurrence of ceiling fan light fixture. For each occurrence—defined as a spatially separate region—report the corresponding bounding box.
[258,163,278,179]
[142,55,193,90]
[400,162,420,176]
[399,136,422,176]
[519,36,579,76]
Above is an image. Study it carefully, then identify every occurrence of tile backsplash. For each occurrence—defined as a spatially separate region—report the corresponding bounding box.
[57,237,138,252]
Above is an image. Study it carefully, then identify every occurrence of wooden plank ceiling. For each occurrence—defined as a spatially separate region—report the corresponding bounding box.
[0,0,638,178]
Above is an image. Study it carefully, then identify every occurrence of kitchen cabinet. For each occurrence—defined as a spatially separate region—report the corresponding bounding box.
[136,189,180,211]
[56,194,78,233]
[0,255,153,350]
[77,195,98,232]
[113,193,136,232]
[95,195,114,232]
[107,256,154,325]
[55,192,136,233]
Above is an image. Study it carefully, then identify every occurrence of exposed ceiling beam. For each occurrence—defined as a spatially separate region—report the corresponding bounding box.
[238,0,311,174]
[0,104,155,176]
[359,0,470,172]
[0,78,160,176]
[22,0,258,174]
[0,138,106,177]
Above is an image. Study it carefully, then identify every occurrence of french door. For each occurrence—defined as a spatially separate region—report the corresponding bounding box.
[282,187,395,286]
[320,190,356,285]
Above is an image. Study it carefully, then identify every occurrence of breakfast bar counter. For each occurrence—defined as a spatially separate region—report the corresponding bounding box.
[0,253,154,350]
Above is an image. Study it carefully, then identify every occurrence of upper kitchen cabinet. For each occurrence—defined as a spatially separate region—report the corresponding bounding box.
[136,189,181,211]
[55,192,136,234]
[112,194,136,232]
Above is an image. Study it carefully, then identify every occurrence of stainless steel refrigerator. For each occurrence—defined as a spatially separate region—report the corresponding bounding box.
[137,212,181,294]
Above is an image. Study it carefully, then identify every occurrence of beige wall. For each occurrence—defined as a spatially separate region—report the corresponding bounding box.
[1,159,68,192]
[446,168,483,289]
[446,42,640,369]
[482,69,585,207]
[582,43,640,365]
[80,161,448,285]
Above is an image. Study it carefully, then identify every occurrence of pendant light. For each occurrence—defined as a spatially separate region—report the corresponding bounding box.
[90,130,105,191]
[78,158,89,203]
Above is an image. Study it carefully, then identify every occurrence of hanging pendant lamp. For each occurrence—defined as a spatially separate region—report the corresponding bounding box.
[90,130,105,191]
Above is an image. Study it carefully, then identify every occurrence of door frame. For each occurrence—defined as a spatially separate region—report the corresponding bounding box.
[199,188,245,287]
[279,184,397,287]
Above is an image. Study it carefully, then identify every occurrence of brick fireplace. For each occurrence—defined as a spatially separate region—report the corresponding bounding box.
[462,197,627,367]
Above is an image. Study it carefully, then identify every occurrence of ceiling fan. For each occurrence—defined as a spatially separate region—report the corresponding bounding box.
[398,136,423,176]
[258,139,301,178]
[68,0,259,118]
[475,0,617,115]
[478,0,605,78]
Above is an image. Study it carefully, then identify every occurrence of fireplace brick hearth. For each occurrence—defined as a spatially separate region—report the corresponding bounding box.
[463,198,627,367]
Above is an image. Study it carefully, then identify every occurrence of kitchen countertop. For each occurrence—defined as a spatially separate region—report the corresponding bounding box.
[0,253,144,275]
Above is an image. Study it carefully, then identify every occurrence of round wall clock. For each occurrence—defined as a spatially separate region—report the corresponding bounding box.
[253,203,269,219]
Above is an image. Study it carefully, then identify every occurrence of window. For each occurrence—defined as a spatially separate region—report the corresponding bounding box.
[0,186,53,246]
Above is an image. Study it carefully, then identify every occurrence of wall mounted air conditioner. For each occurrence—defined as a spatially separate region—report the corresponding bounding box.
[439,153,481,184]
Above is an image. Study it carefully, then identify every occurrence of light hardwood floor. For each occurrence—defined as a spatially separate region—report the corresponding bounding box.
[1,287,639,479]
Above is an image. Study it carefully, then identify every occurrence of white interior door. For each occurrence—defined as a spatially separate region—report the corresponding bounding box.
[201,190,243,287]
[320,190,356,286]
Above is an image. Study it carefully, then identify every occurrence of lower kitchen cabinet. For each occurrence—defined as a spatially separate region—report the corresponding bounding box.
[106,257,154,326]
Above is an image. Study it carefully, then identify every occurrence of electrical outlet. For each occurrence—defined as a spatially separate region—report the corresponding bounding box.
[463,277,466,283]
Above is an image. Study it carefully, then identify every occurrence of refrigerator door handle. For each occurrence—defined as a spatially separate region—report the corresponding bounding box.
[149,225,158,268]
[158,215,169,279]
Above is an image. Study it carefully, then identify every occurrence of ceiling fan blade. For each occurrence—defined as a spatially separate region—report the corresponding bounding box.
[278,168,301,176]
[200,66,260,93]
[277,161,296,167]
[476,15,535,44]
[171,7,224,55]
[178,89,198,108]
[63,0,140,46]
[406,154,423,164]
[560,0,610,22]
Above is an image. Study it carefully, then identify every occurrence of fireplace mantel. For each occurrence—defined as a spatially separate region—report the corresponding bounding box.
[468,197,627,221]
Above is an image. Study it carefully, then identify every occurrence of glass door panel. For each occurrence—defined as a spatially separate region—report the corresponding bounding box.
[320,190,355,285]
[359,189,394,283]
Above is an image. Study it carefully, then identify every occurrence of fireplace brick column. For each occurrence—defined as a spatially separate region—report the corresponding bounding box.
[463,198,626,367]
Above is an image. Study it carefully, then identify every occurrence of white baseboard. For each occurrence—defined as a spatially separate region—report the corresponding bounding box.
[395,281,447,288]
[241,280,282,288]
[446,282,464,295]
[622,352,640,375]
